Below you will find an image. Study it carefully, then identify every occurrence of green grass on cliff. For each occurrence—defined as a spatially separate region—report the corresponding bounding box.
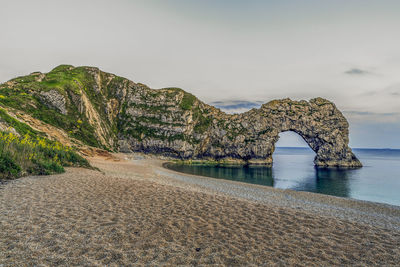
[0,108,40,138]
[179,92,196,110]
[0,66,107,148]
[0,92,101,148]
[193,108,212,134]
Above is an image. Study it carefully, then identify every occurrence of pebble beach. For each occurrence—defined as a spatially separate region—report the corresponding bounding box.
[1,154,399,266]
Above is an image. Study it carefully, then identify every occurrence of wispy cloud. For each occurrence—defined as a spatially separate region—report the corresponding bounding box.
[210,100,264,110]
[385,84,400,96]
[344,68,370,75]
[360,83,400,97]
[344,111,400,116]
[344,110,400,123]
[209,100,264,114]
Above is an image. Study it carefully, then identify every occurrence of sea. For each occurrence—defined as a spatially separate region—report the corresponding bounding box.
[165,147,400,206]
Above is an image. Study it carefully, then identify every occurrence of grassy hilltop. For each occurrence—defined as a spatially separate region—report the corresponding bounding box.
[0,65,116,148]
[0,65,211,151]
[0,64,212,178]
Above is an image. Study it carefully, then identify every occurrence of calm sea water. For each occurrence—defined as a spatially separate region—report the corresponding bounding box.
[165,147,400,206]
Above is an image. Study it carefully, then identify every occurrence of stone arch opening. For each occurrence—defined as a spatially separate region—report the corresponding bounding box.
[273,130,316,165]
[275,131,313,149]
[269,124,361,168]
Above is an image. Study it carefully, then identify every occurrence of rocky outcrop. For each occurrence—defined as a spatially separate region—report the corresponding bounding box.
[0,65,362,167]
[229,98,361,167]
[39,90,67,115]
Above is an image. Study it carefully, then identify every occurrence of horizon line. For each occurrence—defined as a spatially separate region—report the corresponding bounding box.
[276,146,400,150]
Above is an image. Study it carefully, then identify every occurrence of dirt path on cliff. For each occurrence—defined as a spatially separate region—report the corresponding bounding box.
[0,154,399,266]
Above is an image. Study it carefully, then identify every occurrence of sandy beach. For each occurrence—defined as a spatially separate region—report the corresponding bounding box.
[1,154,400,266]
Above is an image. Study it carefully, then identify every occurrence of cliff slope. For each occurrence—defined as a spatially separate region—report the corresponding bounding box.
[0,65,361,167]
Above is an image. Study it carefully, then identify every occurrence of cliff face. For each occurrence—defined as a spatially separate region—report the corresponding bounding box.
[0,65,362,167]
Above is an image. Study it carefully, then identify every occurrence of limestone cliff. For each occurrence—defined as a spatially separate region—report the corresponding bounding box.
[0,65,362,167]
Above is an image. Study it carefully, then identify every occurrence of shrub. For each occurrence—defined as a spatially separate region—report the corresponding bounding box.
[0,130,89,179]
[29,159,64,175]
[0,154,21,179]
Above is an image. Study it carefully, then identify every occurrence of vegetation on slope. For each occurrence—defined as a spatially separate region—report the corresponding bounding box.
[0,107,89,180]
[0,65,106,148]
[179,91,197,110]
[0,130,89,180]
[0,108,40,138]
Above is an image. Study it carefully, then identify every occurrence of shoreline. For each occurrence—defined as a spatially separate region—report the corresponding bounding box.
[92,153,400,231]
[160,157,399,206]
[1,153,399,266]
[152,157,400,231]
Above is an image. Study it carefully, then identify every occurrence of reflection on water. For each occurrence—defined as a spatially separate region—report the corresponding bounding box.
[165,147,400,206]
[164,164,275,187]
[311,168,353,197]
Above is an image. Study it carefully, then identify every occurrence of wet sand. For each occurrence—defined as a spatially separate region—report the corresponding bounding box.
[1,154,399,266]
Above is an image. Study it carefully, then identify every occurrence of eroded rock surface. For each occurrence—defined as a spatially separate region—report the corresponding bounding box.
[39,89,67,115]
[0,65,362,167]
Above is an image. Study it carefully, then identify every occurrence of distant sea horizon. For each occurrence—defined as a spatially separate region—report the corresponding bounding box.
[277,146,400,150]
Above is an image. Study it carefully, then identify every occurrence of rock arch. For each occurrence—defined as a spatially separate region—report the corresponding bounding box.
[268,98,361,167]
[273,128,359,167]
[199,98,362,168]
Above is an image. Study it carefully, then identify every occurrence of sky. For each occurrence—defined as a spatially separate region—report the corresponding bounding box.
[1,0,399,148]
